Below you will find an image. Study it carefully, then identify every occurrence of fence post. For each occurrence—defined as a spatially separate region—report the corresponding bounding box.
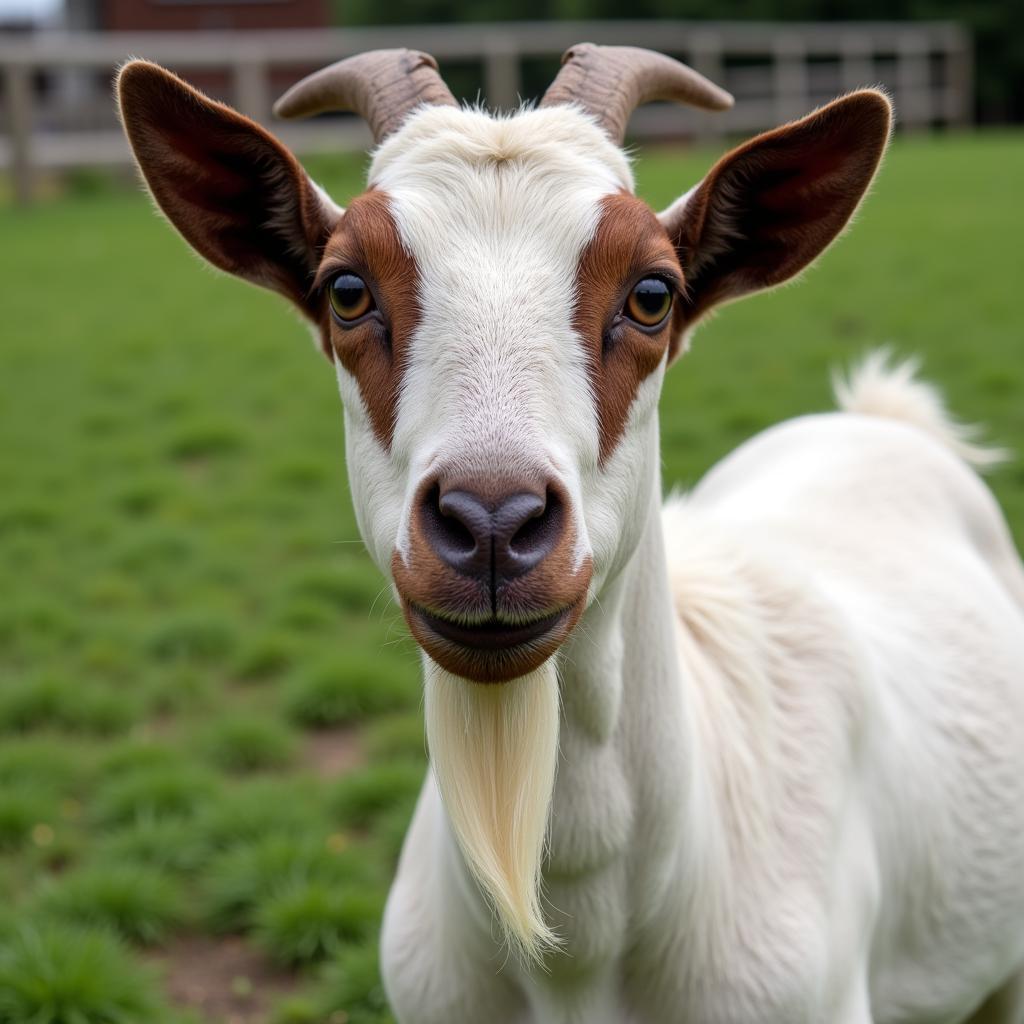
[232,52,269,123]
[482,36,521,113]
[773,32,809,124]
[840,31,875,93]
[946,25,973,127]
[896,31,931,129]
[688,29,726,141]
[4,62,33,206]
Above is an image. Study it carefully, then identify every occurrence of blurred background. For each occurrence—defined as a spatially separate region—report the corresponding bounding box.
[0,2,1021,1023]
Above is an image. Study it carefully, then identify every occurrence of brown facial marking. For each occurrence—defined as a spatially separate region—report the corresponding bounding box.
[316,190,420,450]
[574,193,683,464]
[391,474,593,684]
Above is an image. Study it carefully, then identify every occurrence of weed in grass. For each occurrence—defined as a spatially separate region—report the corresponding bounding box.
[112,524,196,574]
[256,881,383,967]
[0,676,138,736]
[368,801,418,866]
[90,764,220,827]
[0,600,81,661]
[274,597,339,634]
[273,944,394,1024]
[146,611,237,665]
[0,500,55,534]
[77,636,134,677]
[95,739,189,779]
[144,665,216,715]
[0,786,60,850]
[231,634,296,683]
[363,714,427,763]
[197,715,298,774]
[270,456,330,491]
[166,418,244,461]
[36,864,184,945]
[284,655,417,728]
[0,736,86,795]
[330,762,425,831]
[317,943,395,1024]
[203,834,380,934]
[192,778,328,854]
[288,565,384,615]
[93,816,204,875]
[0,921,173,1023]
[112,478,168,519]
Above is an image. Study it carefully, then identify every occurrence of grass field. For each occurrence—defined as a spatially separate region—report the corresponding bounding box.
[1,130,1023,1023]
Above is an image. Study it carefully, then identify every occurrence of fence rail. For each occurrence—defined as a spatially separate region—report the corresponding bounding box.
[1,20,972,205]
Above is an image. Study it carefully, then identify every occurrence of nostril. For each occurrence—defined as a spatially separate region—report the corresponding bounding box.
[417,479,567,583]
[421,486,494,576]
[425,485,476,556]
[509,487,563,558]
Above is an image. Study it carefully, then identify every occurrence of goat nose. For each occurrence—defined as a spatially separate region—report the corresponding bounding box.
[421,483,564,584]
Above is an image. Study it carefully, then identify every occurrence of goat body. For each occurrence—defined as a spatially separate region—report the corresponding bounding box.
[383,362,1024,1024]
[116,47,1024,1024]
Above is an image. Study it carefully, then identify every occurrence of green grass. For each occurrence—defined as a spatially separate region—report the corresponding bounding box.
[35,864,185,944]
[0,922,176,1024]
[1,131,1022,1021]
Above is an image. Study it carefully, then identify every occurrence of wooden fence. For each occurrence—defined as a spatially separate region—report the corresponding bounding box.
[0,20,972,205]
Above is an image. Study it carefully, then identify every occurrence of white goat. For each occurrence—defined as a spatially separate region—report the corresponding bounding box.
[118,45,1024,1024]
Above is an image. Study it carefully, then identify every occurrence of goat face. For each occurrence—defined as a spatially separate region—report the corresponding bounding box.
[118,50,891,686]
[345,107,674,683]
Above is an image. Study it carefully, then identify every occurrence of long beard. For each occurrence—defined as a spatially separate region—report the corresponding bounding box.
[424,659,561,963]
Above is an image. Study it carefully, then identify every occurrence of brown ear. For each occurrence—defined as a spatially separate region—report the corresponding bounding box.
[660,89,892,334]
[117,60,340,319]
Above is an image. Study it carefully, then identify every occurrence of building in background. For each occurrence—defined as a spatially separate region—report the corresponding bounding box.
[79,0,328,33]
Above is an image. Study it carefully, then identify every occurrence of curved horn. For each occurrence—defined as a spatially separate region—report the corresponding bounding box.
[273,48,456,143]
[540,43,733,144]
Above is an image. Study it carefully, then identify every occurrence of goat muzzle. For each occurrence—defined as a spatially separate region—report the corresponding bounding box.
[392,474,592,683]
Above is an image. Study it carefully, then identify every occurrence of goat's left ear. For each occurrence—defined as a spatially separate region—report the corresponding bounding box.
[660,89,891,338]
[117,60,341,321]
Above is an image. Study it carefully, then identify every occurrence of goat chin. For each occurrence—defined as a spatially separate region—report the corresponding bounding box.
[424,658,560,964]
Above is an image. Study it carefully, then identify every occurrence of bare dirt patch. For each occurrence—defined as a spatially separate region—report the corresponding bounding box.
[303,725,365,779]
[152,935,298,1024]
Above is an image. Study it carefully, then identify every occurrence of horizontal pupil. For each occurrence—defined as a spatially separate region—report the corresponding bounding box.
[634,281,668,312]
[336,288,363,307]
[333,275,364,302]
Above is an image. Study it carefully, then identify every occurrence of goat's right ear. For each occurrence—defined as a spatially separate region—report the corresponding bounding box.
[117,60,341,321]
[659,89,891,343]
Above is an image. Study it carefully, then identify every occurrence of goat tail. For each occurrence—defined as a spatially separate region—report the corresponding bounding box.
[832,348,1009,470]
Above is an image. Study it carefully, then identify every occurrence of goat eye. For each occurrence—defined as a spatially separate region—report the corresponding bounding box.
[624,278,672,327]
[328,273,373,322]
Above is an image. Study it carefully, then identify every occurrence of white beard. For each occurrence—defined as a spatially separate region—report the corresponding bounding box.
[424,658,561,963]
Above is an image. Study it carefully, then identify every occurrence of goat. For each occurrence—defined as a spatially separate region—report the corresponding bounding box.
[117,45,1024,1024]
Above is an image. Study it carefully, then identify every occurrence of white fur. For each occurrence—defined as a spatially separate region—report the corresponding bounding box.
[320,107,1024,1024]
[424,658,561,962]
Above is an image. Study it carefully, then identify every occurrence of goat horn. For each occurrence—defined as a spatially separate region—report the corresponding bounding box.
[540,43,733,144]
[273,48,456,143]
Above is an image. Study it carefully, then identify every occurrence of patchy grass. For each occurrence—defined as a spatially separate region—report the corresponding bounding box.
[1,131,1022,1021]
[0,922,176,1024]
[35,863,185,944]
[196,715,299,774]
[283,655,417,728]
[202,835,380,936]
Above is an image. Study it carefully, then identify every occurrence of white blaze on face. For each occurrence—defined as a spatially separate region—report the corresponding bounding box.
[364,105,635,568]
[359,107,641,957]
[424,657,561,962]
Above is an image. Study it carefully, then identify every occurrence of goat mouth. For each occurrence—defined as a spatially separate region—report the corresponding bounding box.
[404,600,584,683]
[413,607,567,649]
